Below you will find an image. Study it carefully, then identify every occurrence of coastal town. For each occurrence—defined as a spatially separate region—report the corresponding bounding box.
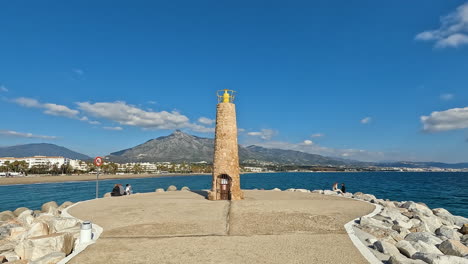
[0,155,466,177]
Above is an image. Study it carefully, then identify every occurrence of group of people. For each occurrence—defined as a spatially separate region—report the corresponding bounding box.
[332,182,346,194]
[111,183,133,196]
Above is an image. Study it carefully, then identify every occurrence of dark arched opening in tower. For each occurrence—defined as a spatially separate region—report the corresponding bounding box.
[218,174,231,200]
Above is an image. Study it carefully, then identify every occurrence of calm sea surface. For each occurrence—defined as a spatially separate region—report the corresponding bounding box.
[1,172,467,217]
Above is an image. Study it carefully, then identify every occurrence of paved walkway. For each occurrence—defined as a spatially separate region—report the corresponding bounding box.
[68,190,374,264]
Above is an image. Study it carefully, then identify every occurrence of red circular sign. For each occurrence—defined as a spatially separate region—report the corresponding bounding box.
[94,156,103,167]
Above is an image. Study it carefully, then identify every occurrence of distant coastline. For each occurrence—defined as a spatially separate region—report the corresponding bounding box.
[0,173,210,186]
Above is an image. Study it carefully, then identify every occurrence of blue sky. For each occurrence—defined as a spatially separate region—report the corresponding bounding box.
[1,0,468,162]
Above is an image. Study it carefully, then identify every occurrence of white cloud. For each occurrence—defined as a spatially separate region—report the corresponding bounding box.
[238,128,246,133]
[0,85,8,92]
[103,126,123,131]
[303,140,313,145]
[198,117,215,125]
[77,101,213,132]
[0,130,57,139]
[361,117,372,124]
[247,129,277,140]
[440,93,454,101]
[311,133,324,138]
[88,120,101,125]
[415,3,468,48]
[421,107,468,132]
[14,97,80,118]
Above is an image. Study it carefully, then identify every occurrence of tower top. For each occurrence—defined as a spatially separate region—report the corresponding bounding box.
[217,89,236,103]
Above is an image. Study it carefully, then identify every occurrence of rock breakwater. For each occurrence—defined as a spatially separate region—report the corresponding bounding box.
[0,201,82,264]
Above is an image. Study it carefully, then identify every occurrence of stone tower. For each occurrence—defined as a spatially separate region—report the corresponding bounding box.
[208,90,244,200]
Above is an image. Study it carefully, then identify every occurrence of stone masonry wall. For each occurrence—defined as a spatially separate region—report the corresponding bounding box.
[209,102,244,200]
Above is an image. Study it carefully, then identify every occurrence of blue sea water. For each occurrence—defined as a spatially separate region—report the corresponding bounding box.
[0,172,467,217]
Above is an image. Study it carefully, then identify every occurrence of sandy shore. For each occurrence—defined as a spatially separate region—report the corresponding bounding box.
[0,173,208,186]
[68,190,375,264]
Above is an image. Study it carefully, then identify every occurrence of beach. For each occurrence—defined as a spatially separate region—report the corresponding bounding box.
[0,173,208,186]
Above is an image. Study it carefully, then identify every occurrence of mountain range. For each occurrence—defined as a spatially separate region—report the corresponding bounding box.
[0,143,90,160]
[1,131,467,169]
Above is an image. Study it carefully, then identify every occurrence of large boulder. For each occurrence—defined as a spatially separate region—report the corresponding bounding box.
[433,208,468,227]
[30,252,66,264]
[155,188,165,193]
[13,208,30,217]
[412,252,468,264]
[57,202,73,212]
[0,211,15,221]
[342,192,353,198]
[15,232,75,261]
[0,240,16,254]
[388,256,426,264]
[294,189,309,193]
[311,189,322,194]
[17,210,34,227]
[323,190,337,195]
[41,202,58,213]
[381,208,410,222]
[405,232,443,245]
[166,185,177,192]
[373,240,401,256]
[413,215,443,233]
[103,192,111,198]
[394,219,414,230]
[272,188,282,191]
[438,239,468,257]
[461,235,468,247]
[181,186,190,192]
[50,218,80,233]
[9,226,27,241]
[26,222,49,239]
[0,223,21,240]
[396,240,417,258]
[360,216,393,229]
[354,193,377,202]
[402,201,433,217]
[436,226,461,240]
[410,240,443,255]
[358,225,404,244]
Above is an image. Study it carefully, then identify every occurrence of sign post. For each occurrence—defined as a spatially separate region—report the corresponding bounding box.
[94,157,103,199]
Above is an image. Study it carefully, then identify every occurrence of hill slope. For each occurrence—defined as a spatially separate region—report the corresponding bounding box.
[0,143,90,160]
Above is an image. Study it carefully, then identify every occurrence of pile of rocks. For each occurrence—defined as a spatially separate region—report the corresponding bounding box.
[0,201,80,264]
[315,189,468,264]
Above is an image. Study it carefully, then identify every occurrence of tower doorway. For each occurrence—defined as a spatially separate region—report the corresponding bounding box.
[218,174,231,200]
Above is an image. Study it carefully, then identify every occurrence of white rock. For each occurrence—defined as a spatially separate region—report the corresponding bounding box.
[436,226,461,240]
[323,190,337,195]
[311,189,323,194]
[166,185,177,191]
[433,208,468,228]
[294,189,309,193]
[285,188,296,192]
[394,219,414,230]
[438,239,468,257]
[361,216,393,229]
[9,226,27,241]
[41,201,58,213]
[381,208,410,222]
[343,193,353,198]
[388,256,426,264]
[374,240,401,256]
[27,222,49,238]
[30,251,66,264]
[17,209,35,227]
[412,252,468,264]
[414,215,443,233]
[402,201,433,217]
[405,232,443,245]
[181,186,190,191]
[2,251,20,262]
[155,188,165,193]
[15,232,75,261]
[396,240,417,258]
[50,217,80,233]
[410,240,443,255]
[271,188,281,191]
[354,193,377,202]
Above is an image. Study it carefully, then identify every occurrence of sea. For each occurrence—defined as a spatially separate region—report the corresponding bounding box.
[1,172,467,218]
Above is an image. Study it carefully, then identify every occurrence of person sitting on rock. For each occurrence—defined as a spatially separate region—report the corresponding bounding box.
[111,184,123,196]
[332,182,343,194]
[125,184,133,195]
[341,183,346,193]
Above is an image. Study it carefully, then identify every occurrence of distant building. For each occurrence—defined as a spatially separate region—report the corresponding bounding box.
[243,166,264,173]
[0,156,70,169]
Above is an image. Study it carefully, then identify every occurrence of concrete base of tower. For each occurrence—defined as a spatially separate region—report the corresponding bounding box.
[207,190,244,201]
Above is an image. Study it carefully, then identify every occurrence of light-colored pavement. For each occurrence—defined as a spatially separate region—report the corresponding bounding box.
[68,190,374,264]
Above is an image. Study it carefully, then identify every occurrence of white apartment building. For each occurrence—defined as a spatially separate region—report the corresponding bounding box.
[243,166,264,173]
[0,156,70,169]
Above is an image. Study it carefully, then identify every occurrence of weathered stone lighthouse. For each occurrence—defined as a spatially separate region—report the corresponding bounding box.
[208,90,244,201]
